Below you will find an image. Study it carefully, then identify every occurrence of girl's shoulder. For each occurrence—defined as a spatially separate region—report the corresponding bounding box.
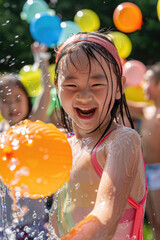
[116,125,140,135]
[115,125,141,143]
[102,125,141,150]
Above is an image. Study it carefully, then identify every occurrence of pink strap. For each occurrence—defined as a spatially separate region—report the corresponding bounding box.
[91,127,119,178]
[91,127,148,239]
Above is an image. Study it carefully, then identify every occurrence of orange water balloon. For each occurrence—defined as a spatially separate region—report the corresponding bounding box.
[0,120,72,198]
[113,2,143,33]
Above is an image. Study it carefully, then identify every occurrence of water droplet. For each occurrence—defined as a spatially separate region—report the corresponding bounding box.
[32,212,37,219]
[75,183,80,190]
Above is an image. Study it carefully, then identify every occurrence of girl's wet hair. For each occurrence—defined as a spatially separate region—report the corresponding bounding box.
[0,74,32,119]
[54,30,134,146]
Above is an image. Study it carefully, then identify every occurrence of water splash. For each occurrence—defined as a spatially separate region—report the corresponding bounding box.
[0,180,15,239]
[48,191,60,239]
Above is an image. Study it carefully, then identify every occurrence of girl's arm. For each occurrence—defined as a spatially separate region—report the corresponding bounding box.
[60,129,143,240]
[29,42,52,122]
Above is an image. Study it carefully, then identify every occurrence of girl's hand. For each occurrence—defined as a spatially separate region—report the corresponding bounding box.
[31,42,51,64]
[31,41,48,54]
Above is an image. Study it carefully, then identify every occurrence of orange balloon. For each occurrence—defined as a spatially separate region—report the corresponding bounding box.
[0,120,72,198]
[113,2,143,33]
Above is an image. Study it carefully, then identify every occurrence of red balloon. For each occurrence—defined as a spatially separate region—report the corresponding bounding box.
[113,2,143,33]
[123,60,147,87]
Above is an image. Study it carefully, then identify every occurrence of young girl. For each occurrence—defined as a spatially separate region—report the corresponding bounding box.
[50,31,147,240]
[0,42,52,239]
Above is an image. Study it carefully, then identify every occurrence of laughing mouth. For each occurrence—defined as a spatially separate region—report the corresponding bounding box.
[76,107,96,118]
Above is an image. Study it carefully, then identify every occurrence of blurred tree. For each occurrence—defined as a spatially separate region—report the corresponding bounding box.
[0,0,33,73]
[0,0,159,73]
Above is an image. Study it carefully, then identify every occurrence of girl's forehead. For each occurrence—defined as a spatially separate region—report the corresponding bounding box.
[0,85,24,95]
[59,48,109,74]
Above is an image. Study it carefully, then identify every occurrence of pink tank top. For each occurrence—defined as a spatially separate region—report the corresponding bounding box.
[91,128,148,240]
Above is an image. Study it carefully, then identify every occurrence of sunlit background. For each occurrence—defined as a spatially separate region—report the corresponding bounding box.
[0,1,160,238]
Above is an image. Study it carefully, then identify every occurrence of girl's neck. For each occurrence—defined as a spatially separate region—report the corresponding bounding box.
[72,121,118,148]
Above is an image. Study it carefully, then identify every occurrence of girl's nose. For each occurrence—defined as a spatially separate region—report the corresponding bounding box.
[76,89,93,102]
[9,103,16,111]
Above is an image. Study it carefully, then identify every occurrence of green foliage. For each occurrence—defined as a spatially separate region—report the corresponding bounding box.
[143,220,154,240]
[0,0,160,73]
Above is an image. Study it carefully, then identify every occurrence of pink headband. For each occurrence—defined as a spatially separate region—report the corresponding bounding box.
[55,33,122,74]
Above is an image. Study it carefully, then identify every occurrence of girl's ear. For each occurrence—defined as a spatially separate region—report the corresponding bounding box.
[121,76,126,92]
[116,76,126,99]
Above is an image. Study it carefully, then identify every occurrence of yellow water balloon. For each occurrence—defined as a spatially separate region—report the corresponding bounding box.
[19,65,42,97]
[0,112,3,122]
[157,0,160,21]
[49,64,56,84]
[125,86,153,104]
[107,31,132,59]
[74,9,100,32]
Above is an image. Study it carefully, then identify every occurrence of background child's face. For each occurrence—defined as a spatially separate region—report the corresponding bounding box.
[57,48,120,132]
[0,85,29,126]
[143,70,160,101]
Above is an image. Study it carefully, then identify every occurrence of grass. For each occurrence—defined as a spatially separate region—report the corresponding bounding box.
[143,219,154,240]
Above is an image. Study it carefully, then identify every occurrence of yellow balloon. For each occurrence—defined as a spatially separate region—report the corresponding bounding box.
[157,0,160,21]
[49,64,56,84]
[107,31,132,59]
[19,65,42,97]
[0,112,3,122]
[125,86,153,104]
[74,9,100,32]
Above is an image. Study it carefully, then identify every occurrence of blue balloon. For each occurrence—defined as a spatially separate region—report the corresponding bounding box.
[58,21,82,45]
[22,0,49,23]
[30,13,62,47]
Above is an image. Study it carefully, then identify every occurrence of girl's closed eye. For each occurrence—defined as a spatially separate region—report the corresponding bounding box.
[63,84,77,87]
[91,83,106,87]
[62,80,77,88]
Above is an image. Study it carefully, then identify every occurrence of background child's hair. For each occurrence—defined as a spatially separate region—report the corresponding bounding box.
[0,74,32,118]
[54,30,134,145]
[149,62,160,84]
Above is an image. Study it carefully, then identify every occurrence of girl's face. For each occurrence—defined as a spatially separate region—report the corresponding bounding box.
[57,48,121,134]
[0,85,29,126]
[143,70,160,101]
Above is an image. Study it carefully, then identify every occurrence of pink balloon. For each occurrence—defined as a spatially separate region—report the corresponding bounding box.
[123,60,147,87]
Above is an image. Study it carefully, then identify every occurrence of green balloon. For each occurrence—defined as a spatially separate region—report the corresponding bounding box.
[47,87,61,116]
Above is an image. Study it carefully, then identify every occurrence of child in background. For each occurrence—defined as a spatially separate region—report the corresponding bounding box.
[0,42,52,239]
[128,62,160,240]
[49,31,147,240]
[0,41,51,131]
